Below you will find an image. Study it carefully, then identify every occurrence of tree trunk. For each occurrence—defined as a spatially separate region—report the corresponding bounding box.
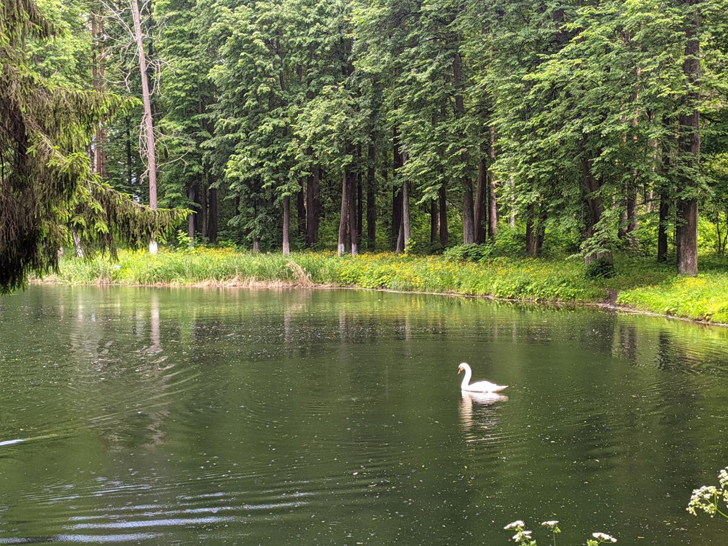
[676,0,701,276]
[536,206,546,255]
[91,7,106,177]
[439,184,449,246]
[187,185,195,247]
[208,186,218,244]
[305,174,314,247]
[402,178,411,252]
[392,127,403,249]
[453,51,475,244]
[626,183,638,245]
[357,169,363,249]
[348,169,358,256]
[131,0,157,254]
[72,229,84,258]
[306,168,320,246]
[462,179,476,244]
[488,126,498,240]
[430,201,438,244]
[282,195,290,256]
[338,171,348,257]
[509,175,516,228]
[200,182,207,240]
[475,157,487,244]
[366,143,376,249]
[297,186,306,238]
[396,222,404,253]
[526,203,537,257]
[126,117,133,186]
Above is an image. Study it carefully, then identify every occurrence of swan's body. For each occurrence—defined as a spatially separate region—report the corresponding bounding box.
[457,363,507,393]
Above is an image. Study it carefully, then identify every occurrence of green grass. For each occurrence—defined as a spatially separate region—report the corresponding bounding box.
[617,271,728,323]
[42,248,728,323]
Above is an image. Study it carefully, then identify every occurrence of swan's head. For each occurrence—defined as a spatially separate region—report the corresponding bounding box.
[457,362,470,375]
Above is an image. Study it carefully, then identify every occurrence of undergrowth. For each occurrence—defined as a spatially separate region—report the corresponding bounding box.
[42,248,728,322]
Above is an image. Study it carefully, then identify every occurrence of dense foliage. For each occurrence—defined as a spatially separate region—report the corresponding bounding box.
[8,0,728,281]
[0,0,184,292]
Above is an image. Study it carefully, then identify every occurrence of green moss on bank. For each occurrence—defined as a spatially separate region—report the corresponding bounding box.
[42,248,728,323]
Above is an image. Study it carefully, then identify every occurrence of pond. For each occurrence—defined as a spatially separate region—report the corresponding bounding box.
[1,286,727,545]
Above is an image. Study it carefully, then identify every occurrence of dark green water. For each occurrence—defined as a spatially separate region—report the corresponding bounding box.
[1,286,727,545]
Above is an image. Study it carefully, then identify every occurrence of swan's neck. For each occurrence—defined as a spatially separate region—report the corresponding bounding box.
[460,367,472,390]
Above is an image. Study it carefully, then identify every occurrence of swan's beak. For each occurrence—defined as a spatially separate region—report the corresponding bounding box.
[457,368,462,374]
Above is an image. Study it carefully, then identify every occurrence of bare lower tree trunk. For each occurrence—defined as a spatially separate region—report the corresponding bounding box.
[439,184,449,246]
[282,195,290,256]
[366,143,376,249]
[453,52,475,244]
[526,203,537,257]
[306,169,320,246]
[187,186,195,247]
[357,170,363,249]
[488,126,498,240]
[208,186,218,244]
[306,173,315,247]
[392,127,403,249]
[430,201,438,244]
[126,117,133,185]
[297,186,306,238]
[91,7,106,177]
[396,223,404,253]
[338,171,348,257]
[402,178,411,252]
[462,179,476,244]
[509,175,516,228]
[625,182,639,250]
[131,0,157,254]
[348,169,358,256]
[72,229,84,258]
[536,206,546,255]
[676,0,701,276]
[475,158,487,244]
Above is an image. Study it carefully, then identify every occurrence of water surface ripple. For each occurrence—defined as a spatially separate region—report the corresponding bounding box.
[1,286,727,544]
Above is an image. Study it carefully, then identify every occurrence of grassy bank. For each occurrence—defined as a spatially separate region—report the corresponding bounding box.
[43,248,728,323]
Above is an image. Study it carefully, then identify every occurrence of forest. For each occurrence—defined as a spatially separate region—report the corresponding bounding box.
[4,2,728,542]
[5,0,728,284]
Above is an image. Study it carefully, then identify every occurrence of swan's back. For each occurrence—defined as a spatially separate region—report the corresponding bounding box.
[464,380,508,393]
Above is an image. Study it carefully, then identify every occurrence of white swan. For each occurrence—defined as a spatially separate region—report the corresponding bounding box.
[457,362,507,393]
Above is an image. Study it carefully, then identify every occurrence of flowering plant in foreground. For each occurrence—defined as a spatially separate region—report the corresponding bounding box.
[687,467,728,520]
[503,520,616,545]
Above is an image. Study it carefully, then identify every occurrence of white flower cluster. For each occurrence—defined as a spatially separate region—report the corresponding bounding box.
[503,521,536,545]
[541,520,559,529]
[687,485,719,516]
[719,467,728,489]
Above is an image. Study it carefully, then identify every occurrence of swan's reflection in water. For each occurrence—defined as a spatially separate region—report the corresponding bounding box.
[459,391,508,441]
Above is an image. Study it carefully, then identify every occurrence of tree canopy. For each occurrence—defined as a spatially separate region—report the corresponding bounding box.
[5,0,728,281]
[0,0,184,292]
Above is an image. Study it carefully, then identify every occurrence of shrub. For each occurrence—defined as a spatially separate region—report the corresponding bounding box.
[443,243,494,263]
[585,257,616,279]
[492,226,526,256]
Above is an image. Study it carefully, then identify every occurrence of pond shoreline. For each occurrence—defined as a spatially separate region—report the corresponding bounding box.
[33,276,728,329]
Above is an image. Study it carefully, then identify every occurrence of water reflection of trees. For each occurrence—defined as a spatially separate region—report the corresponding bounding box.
[4,287,728,543]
